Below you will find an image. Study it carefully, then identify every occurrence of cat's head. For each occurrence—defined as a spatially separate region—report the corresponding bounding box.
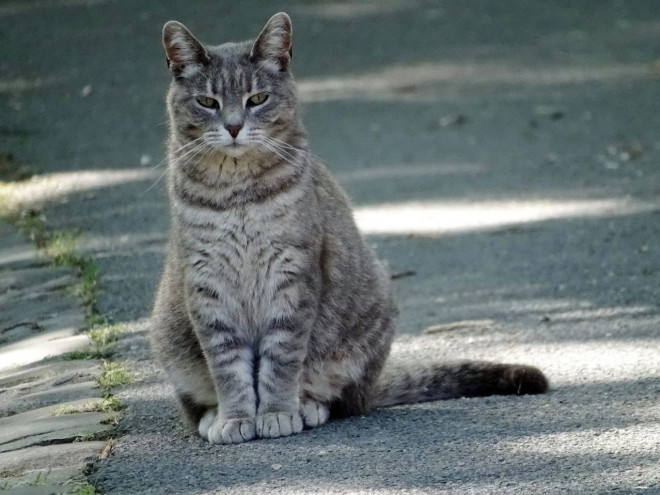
[163,13,301,159]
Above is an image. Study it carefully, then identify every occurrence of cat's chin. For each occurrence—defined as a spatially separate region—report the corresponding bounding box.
[219,143,251,158]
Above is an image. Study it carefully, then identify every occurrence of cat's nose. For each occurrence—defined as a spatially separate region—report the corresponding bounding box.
[225,124,243,139]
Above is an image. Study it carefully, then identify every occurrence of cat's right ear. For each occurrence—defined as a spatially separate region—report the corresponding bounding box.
[162,21,210,78]
[250,12,293,71]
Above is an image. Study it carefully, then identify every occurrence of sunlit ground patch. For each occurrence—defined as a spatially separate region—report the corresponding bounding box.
[354,198,659,235]
[0,169,159,216]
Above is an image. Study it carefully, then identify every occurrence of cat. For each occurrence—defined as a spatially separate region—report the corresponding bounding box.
[150,12,548,445]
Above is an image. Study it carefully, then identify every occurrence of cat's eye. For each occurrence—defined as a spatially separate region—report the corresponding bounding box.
[196,96,219,109]
[246,92,269,107]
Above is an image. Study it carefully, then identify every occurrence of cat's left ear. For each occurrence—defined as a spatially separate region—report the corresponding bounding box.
[250,12,293,71]
[162,21,210,78]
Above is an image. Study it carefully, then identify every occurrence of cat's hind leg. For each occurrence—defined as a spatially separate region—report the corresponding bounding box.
[300,399,330,428]
[173,389,211,431]
[298,353,383,429]
[299,308,396,428]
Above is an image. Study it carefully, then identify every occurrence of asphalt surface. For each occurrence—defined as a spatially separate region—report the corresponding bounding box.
[2,1,660,494]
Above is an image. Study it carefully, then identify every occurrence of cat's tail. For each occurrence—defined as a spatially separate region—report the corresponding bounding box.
[372,361,548,408]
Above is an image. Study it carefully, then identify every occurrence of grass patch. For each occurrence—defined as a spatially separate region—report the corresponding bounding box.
[54,396,121,416]
[73,261,102,327]
[9,208,103,329]
[88,323,127,349]
[59,323,128,361]
[97,361,134,391]
[28,469,51,486]
[44,229,80,266]
[67,482,97,495]
[70,258,102,328]
[12,208,45,238]
[1,178,105,330]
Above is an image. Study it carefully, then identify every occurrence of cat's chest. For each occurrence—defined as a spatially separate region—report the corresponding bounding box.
[180,203,313,322]
[187,204,300,268]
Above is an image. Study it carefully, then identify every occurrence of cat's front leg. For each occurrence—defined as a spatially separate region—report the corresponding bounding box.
[195,320,257,444]
[255,317,308,439]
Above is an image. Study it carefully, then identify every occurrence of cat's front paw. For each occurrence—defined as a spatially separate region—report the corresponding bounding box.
[256,412,303,439]
[206,416,256,444]
[300,400,329,429]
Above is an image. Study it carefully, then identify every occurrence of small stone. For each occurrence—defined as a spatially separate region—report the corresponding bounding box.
[140,154,152,166]
[271,463,282,470]
[390,270,416,280]
[438,113,467,127]
[81,84,92,97]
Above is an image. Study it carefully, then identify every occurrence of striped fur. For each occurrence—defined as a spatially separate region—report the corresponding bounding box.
[150,13,548,445]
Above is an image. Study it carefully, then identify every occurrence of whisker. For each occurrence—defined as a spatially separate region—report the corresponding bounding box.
[176,141,213,170]
[173,136,207,155]
[145,137,206,170]
[142,140,210,194]
[141,167,169,195]
[197,142,217,166]
[262,136,324,168]
[258,140,298,168]
[265,136,324,163]
[171,138,210,166]
[262,136,298,155]
[262,142,299,166]
[262,138,298,162]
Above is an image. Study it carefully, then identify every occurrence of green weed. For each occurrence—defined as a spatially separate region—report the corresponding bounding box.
[43,230,80,266]
[28,469,50,486]
[54,396,121,416]
[88,324,127,349]
[67,482,97,495]
[97,362,134,391]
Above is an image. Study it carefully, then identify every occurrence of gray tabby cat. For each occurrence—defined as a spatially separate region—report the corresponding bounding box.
[151,12,548,445]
